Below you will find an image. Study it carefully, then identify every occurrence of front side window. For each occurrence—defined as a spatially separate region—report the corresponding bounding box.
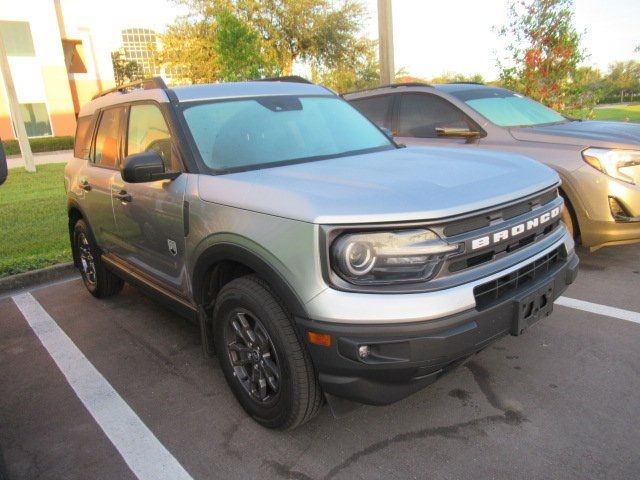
[19,103,52,137]
[451,88,566,127]
[397,93,469,138]
[350,95,393,130]
[127,104,174,170]
[182,95,394,172]
[93,107,124,168]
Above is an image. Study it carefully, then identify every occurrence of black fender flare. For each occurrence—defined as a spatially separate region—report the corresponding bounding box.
[191,242,308,318]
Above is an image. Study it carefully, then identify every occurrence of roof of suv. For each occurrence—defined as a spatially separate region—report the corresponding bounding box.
[79,80,331,117]
[343,82,492,98]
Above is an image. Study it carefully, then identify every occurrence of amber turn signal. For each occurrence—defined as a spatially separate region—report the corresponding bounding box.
[307,331,332,347]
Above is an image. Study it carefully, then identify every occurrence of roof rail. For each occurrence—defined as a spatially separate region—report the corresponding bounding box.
[446,81,485,85]
[342,81,433,96]
[92,77,168,100]
[255,75,313,84]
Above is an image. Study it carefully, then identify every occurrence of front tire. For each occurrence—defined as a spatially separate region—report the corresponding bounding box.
[213,275,322,430]
[73,219,124,298]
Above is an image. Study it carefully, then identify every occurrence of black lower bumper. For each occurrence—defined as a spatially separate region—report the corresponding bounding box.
[296,251,579,405]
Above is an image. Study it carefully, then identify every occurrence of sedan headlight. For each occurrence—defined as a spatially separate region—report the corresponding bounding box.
[331,229,461,285]
[582,148,640,185]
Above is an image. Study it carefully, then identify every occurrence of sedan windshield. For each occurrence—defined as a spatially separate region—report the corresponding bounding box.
[182,95,394,172]
[451,88,567,127]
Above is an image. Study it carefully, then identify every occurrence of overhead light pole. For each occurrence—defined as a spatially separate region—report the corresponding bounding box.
[377,0,395,85]
[0,33,35,172]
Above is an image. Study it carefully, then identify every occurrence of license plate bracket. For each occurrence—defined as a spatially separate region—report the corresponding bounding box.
[511,281,554,336]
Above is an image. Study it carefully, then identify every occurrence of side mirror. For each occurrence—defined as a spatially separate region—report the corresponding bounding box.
[436,127,481,139]
[121,151,180,183]
[0,142,7,186]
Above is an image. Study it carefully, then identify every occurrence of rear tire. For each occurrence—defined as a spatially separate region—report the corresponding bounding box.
[73,219,124,298]
[213,275,322,430]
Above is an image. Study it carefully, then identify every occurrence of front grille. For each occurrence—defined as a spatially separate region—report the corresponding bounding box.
[448,219,561,273]
[443,189,557,237]
[473,246,563,310]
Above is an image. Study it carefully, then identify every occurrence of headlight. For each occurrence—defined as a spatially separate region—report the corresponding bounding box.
[582,148,640,185]
[331,229,461,285]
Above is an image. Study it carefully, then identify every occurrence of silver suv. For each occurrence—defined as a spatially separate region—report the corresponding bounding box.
[65,77,578,429]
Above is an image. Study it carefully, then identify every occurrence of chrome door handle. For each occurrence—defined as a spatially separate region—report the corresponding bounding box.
[113,190,132,203]
[79,180,91,191]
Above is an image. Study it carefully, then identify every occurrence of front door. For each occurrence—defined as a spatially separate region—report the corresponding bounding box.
[393,93,478,148]
[110,102,188,293]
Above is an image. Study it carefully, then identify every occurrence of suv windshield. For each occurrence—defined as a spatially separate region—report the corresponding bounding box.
[182,95,394,172]
[450,88,567,127]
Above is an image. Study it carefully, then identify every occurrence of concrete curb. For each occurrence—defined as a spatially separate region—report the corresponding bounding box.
[0,262,78,295]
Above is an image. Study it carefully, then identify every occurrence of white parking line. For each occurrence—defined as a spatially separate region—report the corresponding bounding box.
[11,293,194,480]
[557,296,640,325]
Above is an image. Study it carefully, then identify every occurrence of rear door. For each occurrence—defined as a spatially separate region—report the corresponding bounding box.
[78,106,126,251]
[110,102,188,293]
[394,93,477,146]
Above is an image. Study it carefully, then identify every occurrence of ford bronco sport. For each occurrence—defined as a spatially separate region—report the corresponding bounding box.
[65,77,578,429]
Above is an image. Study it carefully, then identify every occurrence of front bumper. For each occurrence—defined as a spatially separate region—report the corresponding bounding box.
[297,249,579,405]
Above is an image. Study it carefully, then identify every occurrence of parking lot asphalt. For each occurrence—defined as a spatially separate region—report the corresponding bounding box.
[1,244,639,480]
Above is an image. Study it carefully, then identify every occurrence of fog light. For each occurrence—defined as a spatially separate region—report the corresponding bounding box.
[358,345,370,359]
[608,196,630,221]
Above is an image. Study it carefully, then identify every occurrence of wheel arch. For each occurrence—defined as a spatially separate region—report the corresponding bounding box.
[191,242,308,319]
[67,200,88,268]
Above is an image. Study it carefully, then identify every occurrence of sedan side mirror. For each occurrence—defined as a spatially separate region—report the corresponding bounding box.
[436,127,481,139]
[0,142,7,186]
[121,151,180,183]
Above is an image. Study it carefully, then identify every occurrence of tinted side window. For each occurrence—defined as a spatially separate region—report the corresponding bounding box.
[74,115,95,159]
[127,104,174,170]
[397,94,469,138]
[349,95,393,129]
[93,107,124,168]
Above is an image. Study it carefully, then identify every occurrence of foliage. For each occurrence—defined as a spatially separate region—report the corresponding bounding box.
[0,164,70,277]
[111,51,144,86]
[496,0,585,110]
[159,0,373,85]
[602,61,640,102]
[311,42,378,93]
[214,10,279,81]
[567,104,640,123]
[429,72,485,84]
[2,136,74,156]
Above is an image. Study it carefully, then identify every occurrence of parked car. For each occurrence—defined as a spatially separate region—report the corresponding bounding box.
[65,77,578,429]
[345,83,640,251]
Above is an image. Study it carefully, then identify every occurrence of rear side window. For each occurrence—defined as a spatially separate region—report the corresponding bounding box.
[349,95,393,129]
[74,115,95,159]
[93,107,124,168]
[127,104,175,170]
[397,93,469,138]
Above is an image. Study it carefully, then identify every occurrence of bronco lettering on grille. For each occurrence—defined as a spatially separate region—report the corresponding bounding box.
[470,206,561,251]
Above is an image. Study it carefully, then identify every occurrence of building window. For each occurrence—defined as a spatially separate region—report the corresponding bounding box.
[0,21,35,56]
[19,103,52,137]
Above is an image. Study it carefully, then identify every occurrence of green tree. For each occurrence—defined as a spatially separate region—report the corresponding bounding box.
[159,0,372,84]
[496,0,585,110]
[214,10,279,81]
[111,51,143,86]
[429,72,485,84]
[603,61,640,102]
[311,43,378,93]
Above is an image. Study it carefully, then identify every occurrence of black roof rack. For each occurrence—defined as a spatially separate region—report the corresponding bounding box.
[92,77,168,100]
[255,75,313,84]
[342,81,433,97]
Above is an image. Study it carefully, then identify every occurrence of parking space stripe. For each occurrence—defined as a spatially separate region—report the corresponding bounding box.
[557,296,640,325]
[11,293,194,480]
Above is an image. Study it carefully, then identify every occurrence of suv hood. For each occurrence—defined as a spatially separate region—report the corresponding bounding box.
[198,146,559,224]
[510,120,640,149]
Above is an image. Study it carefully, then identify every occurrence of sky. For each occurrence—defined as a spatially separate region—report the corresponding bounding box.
[98,0,640,81]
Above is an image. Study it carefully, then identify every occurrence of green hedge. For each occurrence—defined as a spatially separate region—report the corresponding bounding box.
[2,136,74,156]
